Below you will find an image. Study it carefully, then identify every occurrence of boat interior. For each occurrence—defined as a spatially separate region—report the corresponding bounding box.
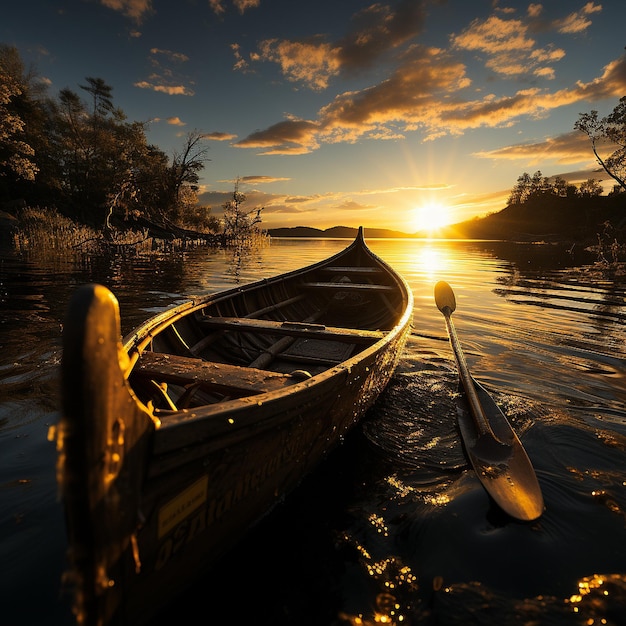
[127,258,406,414]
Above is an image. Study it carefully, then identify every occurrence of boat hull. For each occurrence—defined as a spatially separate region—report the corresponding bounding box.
[57,228,413,625]
[126,332,405,624]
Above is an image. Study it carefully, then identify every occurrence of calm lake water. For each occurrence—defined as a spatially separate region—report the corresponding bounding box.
[1,236,626,625]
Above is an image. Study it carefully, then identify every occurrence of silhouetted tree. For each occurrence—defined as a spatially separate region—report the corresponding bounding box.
[507,170,551,205]
[222,178,263,242]
[578,178,603,198]
[161,131,210,223]
[575,96,626,192]
[551,175,568,197]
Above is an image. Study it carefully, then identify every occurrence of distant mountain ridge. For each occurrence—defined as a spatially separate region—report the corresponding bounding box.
[267,194,625,242]
[266,225,416,238]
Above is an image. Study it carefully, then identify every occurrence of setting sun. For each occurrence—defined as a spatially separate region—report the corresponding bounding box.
[412,202,452,235]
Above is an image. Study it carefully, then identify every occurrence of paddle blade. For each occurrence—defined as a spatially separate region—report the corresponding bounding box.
[456,381,544,522]
[469,448,544,521]
[473,434,513,463]
[434,281,456,314]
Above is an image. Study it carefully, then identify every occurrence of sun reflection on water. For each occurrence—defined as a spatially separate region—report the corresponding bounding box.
[413,246,447,278]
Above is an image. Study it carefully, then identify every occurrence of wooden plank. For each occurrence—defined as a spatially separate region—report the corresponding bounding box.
[302,281,395,292]
[198,317,386,343]
[133,352,296,395]
[190,295,309,355]
[321,266,384,274]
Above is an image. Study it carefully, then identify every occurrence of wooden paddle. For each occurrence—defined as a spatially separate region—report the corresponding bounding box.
[434,280,544,521]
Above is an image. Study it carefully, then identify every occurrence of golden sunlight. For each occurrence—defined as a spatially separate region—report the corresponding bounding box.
[414,246,446,278]
[412,202,451,235]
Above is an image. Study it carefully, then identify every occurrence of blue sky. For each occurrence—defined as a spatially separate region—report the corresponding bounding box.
[3,0,626,232]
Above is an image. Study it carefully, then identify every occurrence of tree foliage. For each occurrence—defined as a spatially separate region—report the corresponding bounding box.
[0,45,223,235]
[507,170,603,205]
[222,178,263,243]
[0,45,40,183]
[575,96,626,192]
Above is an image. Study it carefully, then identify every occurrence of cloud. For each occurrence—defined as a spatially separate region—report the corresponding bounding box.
[233,0,260,14]
[257,39,341,91]
[235,45,626,156]
[448,188,513,216]
[246,0,427,90]
[99,0,153,22]
[204,131,237,141]
[451,13,567,79]
[134,81,194,95]
[135,48,195,95]
[555,1,602,34]
[332,200,377,212]
[149,48,189,63]
[336,0,428,71]
[209,0,259,16]
[472,130,596,164]
[572,54,626,100]
[231,43,252,72]
[534,67,555,80]
[239,175,291,184]
[197,188,314,216]
[452,15,536,55]
[546,168,608,184]
[318,45,471,139]
[260,203,311,216]
[234,118,321,154]
[166,116,185,126]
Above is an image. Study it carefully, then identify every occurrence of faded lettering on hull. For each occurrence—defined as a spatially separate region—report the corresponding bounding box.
[158,475,208,539]
[153,411,321,570]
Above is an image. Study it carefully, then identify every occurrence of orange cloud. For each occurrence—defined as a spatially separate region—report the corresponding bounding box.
[556,2,602,34]
[318,46,471,139]
[99,0,152,22]
[209,0,259,15]
[257,39,341,91]
[134,81,194,95]
[235,118,321,154]
[239,176,291,184]
[473,131,595,164]
[247,0,426,90]
[452,14,568,78]
[204,131,237,141]
[233,6,626,157]
[452,15,536,55]
[283,52,624,152]
[136,48,195,95]
[149,48,189,63]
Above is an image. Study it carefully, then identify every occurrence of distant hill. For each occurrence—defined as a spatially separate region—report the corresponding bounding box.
[267,195,625,242]
[441,194,625,242]
[266,225,417,238]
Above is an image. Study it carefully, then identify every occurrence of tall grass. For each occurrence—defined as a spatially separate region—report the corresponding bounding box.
[11,207,103,254]
[9,206,269,257]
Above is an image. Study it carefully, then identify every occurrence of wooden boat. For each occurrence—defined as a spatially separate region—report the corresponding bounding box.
[56,227,413,626]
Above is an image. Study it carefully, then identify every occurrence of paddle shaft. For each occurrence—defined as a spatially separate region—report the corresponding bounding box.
[441,307,501,441]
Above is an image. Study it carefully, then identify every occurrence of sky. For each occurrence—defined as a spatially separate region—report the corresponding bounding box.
[3,0,626,233]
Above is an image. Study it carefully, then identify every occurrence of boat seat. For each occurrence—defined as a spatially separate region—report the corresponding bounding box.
[320,266,385,275]
[198,317,386,343]
[133,351,299,397]
[302,281,396,292]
